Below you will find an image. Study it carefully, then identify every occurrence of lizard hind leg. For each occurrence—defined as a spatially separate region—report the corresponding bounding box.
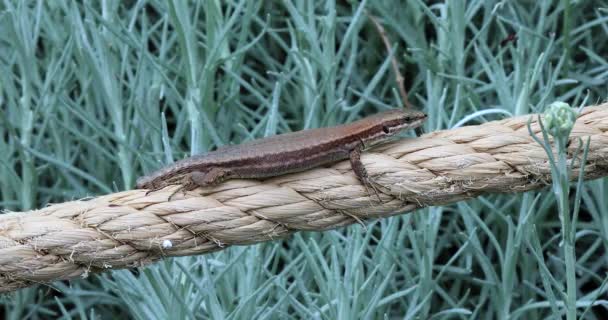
[189,167,233,188]
[166,175,196,200]
[169,167,231,200]
[166,168,232,201]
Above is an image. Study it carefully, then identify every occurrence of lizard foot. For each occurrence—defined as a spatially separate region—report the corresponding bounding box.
[361,177,385,204]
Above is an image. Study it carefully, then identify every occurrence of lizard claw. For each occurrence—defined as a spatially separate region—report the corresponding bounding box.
[142,185,184,201]
[167,183,194,201]
[362,177,384,204]
[144,187,162,197]
[167,186,182,201]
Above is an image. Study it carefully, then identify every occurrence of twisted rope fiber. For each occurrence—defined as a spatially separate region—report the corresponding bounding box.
[2,105,608,293]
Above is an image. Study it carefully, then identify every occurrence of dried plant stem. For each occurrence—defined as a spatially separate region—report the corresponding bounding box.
[367,12,413,110]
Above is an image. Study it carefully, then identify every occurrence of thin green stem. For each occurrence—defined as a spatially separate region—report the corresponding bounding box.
[556,134,576,320]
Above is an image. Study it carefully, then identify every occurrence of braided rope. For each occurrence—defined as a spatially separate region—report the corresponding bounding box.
[1,104,608,293]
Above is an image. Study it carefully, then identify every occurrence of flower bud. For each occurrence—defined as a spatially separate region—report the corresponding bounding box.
[543,101,577,137]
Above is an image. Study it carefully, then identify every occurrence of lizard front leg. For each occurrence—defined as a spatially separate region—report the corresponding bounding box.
[349,145,383,202]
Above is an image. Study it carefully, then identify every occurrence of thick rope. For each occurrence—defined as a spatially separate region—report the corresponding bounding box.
[2,104,608,293]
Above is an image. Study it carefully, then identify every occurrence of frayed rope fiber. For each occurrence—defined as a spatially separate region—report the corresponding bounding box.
[2,104,608,293]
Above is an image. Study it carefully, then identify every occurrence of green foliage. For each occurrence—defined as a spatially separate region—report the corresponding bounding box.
[1,0,608,318]
[529,101,589,320]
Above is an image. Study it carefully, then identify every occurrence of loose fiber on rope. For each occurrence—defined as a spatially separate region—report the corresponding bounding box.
[1,104,608,293]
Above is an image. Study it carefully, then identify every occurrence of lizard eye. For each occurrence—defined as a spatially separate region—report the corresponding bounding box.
[382,125,390,134]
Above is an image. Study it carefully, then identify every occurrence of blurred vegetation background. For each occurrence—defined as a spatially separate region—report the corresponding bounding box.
[1,0,608,319]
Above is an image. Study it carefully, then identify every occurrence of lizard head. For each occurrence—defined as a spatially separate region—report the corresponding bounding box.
[358,109,427,146]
